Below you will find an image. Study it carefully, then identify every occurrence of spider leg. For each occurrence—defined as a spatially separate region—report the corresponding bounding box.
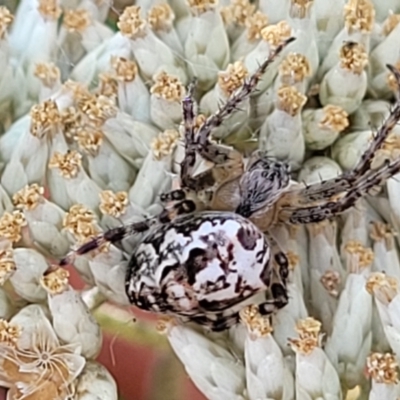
[59,199,197,266]
[258,234,289,315]
[195,37,294,161]
[180,37,294,193]
[189,312,240,331]
[291,64,400,203]
[281,157,400,225]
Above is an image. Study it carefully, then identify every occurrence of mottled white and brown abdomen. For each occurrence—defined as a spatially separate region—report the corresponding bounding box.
[125,211,272,326]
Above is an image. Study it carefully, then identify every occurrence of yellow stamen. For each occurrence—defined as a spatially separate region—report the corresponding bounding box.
[366,353,399,384]
[13,184,44,211]
[218,61,248,97]
[111,57,138,82]
[339,42,368,74]
[0,7,13,40]
[261,21,292,47]
[99,190,128,218]
[0,211,26,243]
[37,0,61,20]
[279,53,311,84]
[34,62,60,88]
[74,127,103,156]
[289,317,322,354]
[277,85,307,116]
[220,0,255,27]
[148,4,174,31]
[240,305,273,336]
[344,240,374,271]
[30,100,61,138]
[319,105,349,133]
[344,0,375,34]
[63,9,91,33]
[0,319,21,347]
[48,150,82,179]
[186,0,218,14]
[150,72,185,102]
[320,270,341,297]
[0,247,15,285]
[41,268,70,295]
[118,6,147,39]
[245,11,268,41]
[151,129,180,160]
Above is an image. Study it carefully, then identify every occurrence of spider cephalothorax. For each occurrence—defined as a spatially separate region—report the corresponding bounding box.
[61,38,400,331]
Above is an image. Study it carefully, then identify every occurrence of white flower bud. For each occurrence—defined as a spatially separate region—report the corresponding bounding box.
[118,6,187,84]
[9,248,48,302]
[102,112,160,169]
[71,32,133,85]
[0,288,14,319]
[350,99,391,131]
[258,0,289,24]
[302,105,349,150]
[58,9,114,75]
[240,306,294,400]
[162,321,246,400]
[259,86,306,170]
[129,148,173,209]
[182,6,229,90]
[319,43,368,114]
[74,361,118,400]
[325,266,373,388]
[43,269,102,359]
[290,318,342,399]
[332,130,372,171]
[150,71,185,130]
[110,57,151,123]
[88,246,130,306]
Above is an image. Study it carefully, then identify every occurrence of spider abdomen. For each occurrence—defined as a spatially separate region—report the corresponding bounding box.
[125,211,272,323]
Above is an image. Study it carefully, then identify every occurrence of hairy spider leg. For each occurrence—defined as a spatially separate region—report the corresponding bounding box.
[291,64,400,203]
[59,199,197,266]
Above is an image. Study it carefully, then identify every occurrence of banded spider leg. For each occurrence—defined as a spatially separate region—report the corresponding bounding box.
[277,64,400,225]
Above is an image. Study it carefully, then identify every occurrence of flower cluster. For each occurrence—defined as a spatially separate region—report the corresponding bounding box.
[2,0,400,398]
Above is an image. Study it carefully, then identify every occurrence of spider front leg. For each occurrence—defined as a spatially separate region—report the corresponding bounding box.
[292,64,400,204]
[180,37,294,193]
[59,198,198,266]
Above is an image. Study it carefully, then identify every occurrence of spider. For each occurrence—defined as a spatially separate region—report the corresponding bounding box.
[60,37,400,331]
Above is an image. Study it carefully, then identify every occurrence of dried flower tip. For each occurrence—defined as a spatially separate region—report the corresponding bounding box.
[63,80,90,100]
[30,100,61,138]
[220,0,255,27]
[286,250,299,270]
[0,319,21,347]
[118,6,147,39]
[0,211,26,243]
[261,21,292,47]
[366,272,398,303]
[34,62,60,88]
[74,127,103,156]
[344,0,375,33]
[276,85,307,116]
[0,247,15,285]
[339,42,368,74]
[97,73,118,98]
[148,4,174,31]
[151,129,180,160]
[63,204,99,243]
[151,72,185,101]
[319,105,349,133]
[279,53,311,84]
[245,11,268,41]
[77,93,117,124]
[290,0,313,19]
[320,270,341,298]
[370,221,395,242]
[366,353,399,384]
[37,0,61,20]
[99,190,128,218]
[111,57,138,82]
[61,107,82,140]
[0,7,13,39]
[41,268,69,295]
[63,9,91,33]
[156,316,175,334]
[382,13,400,36]
[387,62,400,93]
[240,305,273,337]
[218,61,248,97]
[289,317,322,354]
[344,240,374,270]
[187,0,218,14]
[13,184,44,211]
[48,150,82,179]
